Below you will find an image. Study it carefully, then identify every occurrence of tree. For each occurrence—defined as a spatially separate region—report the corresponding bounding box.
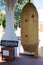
[14,0,28,28]
[2,18,6,28]
[0,11,6,28]
[0,0,33,29]
[14,0,33,28]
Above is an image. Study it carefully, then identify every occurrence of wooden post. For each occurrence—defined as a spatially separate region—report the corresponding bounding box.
[34,47,38,58]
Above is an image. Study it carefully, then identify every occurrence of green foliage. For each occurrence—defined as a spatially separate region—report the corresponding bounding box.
[14,4,21,27]
[0,0,33,29]
[14,0,33,28]
[14,21,18,30]
[0,11,6,28]
[14,0,29,28]
[2,19,6,28]
[18,0,29,5]
[0,12,4,24]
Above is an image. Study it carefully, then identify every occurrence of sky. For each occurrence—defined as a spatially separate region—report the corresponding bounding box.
[33,0,43,22]
[0,0,43,10]
[33,0,43,9]
[0,0,4,10]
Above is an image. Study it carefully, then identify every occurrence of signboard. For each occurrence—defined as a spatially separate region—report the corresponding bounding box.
[3,50,9,56]
[1,40,18,47]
